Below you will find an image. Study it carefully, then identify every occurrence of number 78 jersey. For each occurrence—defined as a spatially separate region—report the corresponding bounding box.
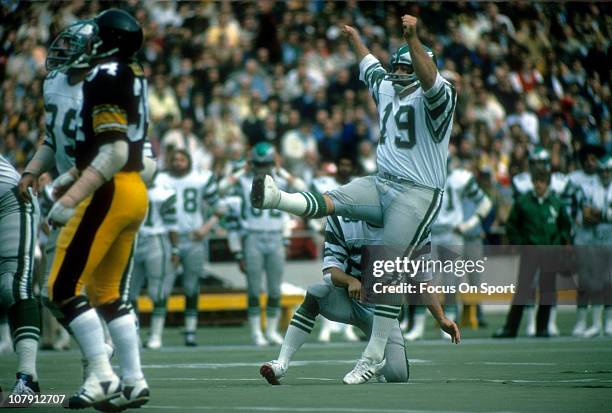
[359,54,457,190]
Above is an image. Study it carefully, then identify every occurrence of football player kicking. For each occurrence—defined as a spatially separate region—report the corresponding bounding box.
[252,15,457,382]
[156,149,219,346]
[0,155,41,396]
[260,215,460,385]
[40,9,152,410]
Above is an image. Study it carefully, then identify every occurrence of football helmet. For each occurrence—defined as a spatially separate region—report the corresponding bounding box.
[90,8,143,60]
[46,19,97,72]
[251,142,276,172]
[528,147,551,172]
[385,45,435,94]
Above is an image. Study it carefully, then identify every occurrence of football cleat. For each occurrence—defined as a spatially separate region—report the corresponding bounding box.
[252,331,269,347]
[266,330,284,346]
[145,336,162,350]
[572,319,587,337]
[94,377,149,412]
[582,325,602,338]
[184,332,197,347]
[343,356,386,385]
[260,360,287,385]
[250,174,280,209]
[10,373,40,395]
[68,371,121,410]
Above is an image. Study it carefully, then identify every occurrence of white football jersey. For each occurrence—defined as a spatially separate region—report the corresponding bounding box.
[359,54,457,189]
[323,215,383,279]
[156,170,218,234]
[513,171,579,220]
[0,154,20,198]
[140,177,177,236]
[434,169,486,229]
[570,170,601,242]
[593,181,612,243]
[43,70,82,174]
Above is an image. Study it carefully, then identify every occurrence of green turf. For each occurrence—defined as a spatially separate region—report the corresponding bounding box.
[1,312,611,413]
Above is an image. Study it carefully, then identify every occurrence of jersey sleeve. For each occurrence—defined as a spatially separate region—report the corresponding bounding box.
[322,216,349,272]
[462,175,486,203]
[422,73,457,142]
[202,173,219,207]
[359,54,387,105]
[160,192,178,231]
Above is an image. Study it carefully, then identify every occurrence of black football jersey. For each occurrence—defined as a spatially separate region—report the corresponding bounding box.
[76,60,149,172]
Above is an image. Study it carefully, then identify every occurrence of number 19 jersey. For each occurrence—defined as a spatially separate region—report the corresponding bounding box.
[359,54,457,190]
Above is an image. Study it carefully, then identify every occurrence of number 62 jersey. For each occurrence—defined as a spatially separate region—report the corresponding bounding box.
[359,53,457,190]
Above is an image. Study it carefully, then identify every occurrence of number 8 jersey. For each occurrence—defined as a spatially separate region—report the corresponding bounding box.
[156,170,219,234]
[359,54,457,190]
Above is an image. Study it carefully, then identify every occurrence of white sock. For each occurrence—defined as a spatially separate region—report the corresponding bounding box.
[605,307,612,334]
[150,314,165,340]
[278,311,315,367]
[525,306,536,336]
[69,309,114,377]
[278,325,308,368]
[0,321,11,342]
[108,312,143,381]
[363,314,397,362]
[277,192,309,216]
[591,305,603,329]
[249,315,264,337]
[101,319,113,346]
[15,338,38,380]
[266,315,280,337]
[185,315,197,333]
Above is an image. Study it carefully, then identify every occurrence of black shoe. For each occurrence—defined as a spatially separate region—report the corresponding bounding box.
[492,328,517,338]
[184,332,197,347]
[11,372,40,394]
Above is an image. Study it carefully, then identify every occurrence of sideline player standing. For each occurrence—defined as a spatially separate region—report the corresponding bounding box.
[223,143,302,346]
[251,15,458,383]
[129,173,178,349]
[156,149,219,346]
[0,155,41,395]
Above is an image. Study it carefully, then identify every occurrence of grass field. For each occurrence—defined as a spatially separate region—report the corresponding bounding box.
[1,312,611,413]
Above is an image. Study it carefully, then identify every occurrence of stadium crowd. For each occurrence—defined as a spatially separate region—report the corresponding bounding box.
[1,0,610,233]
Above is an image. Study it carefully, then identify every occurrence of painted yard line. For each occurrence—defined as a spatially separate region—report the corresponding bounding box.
[145,406,511,413]
[141,359,432,369]
[465,362,556,366]
[409,378,612,384]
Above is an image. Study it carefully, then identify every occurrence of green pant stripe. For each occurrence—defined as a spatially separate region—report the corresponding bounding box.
[374,311,399,319]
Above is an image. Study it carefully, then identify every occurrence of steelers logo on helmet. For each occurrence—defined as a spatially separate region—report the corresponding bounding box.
[89,8,144,61]
[384,45,436,95]
[46,19,97,72]
[251,142,276,173]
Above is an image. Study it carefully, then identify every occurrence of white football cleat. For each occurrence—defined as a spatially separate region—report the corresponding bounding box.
[252,331,269,347]
[582,325,602,338]
[260,360,287,385]
[572,319,587,337]
[95,377,149,412]
[250,174,280,209]
[342,356,386,384]
[145,336,162,350]
[266,330,284,346]
[68,371,121,410]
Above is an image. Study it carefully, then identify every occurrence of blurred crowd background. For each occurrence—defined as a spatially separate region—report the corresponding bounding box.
[1,0,610,239]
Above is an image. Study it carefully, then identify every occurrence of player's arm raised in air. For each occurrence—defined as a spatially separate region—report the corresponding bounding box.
[343,25,386,105]
[401,15,436,91]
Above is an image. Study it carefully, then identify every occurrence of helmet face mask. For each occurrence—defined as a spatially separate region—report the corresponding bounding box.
[46,20,97,72]
[385,45,435,95]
